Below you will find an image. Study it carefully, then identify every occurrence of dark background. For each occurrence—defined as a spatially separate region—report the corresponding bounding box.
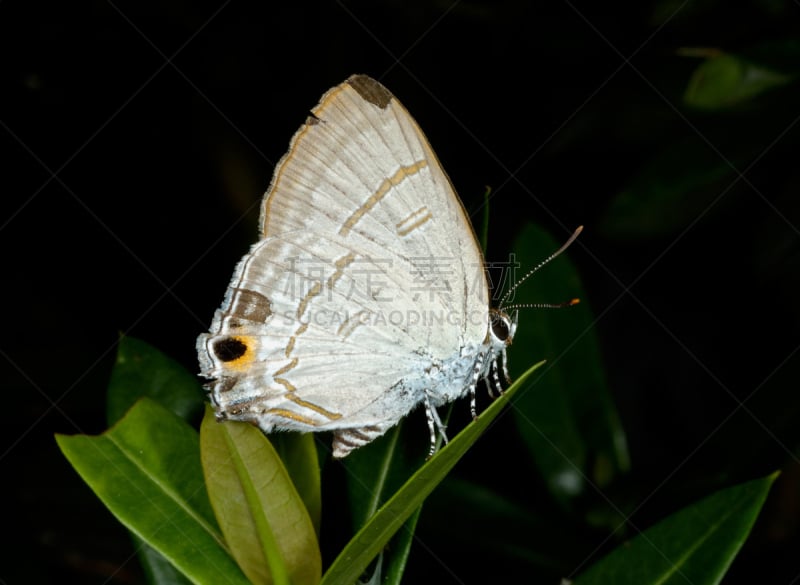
[2,1,799,583]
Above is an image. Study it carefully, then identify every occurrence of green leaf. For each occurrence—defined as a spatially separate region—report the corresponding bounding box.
[508,224,629,506]
[340,393,458,583]
[343,421,425,531]
[684,52,794,110]
[320,361,544,585]
[341,421,423,585]
[200,408,321,585]
[136,541,193,585]
[55,398,248,585]
[107,336,204,426]
[271,433,322,537]
[381,507,422,585]
[106,337,206,583]
[574,472,778,585]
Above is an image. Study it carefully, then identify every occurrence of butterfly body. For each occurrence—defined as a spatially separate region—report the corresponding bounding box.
[197,75,515,458]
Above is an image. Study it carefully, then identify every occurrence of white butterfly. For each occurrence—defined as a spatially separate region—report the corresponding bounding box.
[197,74,578,458]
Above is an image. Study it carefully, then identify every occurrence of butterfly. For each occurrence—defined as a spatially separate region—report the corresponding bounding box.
[197,74,580,458]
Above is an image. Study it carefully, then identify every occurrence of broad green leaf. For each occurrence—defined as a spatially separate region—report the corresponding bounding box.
[201,408,321,585]
[574,472,778,584]
[684,52,794,110]
[137,541,193,585]
[56,398,248,585]
[320,361,544,585]
[106,337,205,584]
[509,224,629,506]
[107,336,204,426]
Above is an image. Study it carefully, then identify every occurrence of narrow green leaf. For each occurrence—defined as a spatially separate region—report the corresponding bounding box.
[55,398,248,585]
[107,336,204,426]
[381,507,423,585]
[684,53,793,110]
[320,361,544,585]
[341,422,422,585]
[343,422,417,531]
[509,224,629,505]
[574,472,779,585]
[201,408,321,585]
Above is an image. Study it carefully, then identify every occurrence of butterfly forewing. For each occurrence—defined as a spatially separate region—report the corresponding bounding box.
[260,76,487,330]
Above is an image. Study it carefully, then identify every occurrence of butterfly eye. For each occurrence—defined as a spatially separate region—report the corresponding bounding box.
[490,311,511,342]
[212,337,248,362]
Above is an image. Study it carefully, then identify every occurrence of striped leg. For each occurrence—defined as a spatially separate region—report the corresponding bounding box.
[489,356,504,396]
[500,347,511,384]
[468,349,486,419]
[424,396,448,459]
[483,348,504,398]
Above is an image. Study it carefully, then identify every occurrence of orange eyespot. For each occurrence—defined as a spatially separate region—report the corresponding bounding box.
[212,336,257,370]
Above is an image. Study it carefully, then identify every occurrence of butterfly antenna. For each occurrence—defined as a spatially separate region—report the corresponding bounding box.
[502,299,580,312]
[498,225,583,309]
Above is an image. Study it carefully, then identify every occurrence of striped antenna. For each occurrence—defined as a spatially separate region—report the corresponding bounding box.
[498,225,583,310]
[502,298,580,312]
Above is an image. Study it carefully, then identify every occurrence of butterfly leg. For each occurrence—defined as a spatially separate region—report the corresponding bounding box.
[482,348,506,399]
[484,347,510,395]
[500,346,512,384]
[424,396,447,459]
[489,357,504,396]
[468,349,486,420]
[469,381,479,420]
